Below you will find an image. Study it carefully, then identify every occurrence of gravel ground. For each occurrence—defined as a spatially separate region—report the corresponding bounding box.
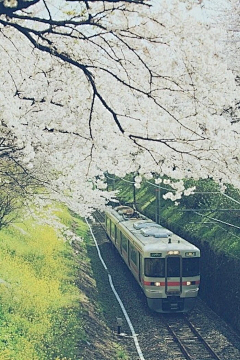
[80,220,240,360]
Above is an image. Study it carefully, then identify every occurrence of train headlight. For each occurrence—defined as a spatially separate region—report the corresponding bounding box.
[186,281,191,286]
[168,250,180,255]
[185,252,196,257]
[154,282,161,287]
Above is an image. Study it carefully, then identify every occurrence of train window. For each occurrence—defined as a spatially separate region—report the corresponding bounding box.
[167,257,180,277]
[182,258,200,277]
[121,234,128,252]
[111,222,116,240]
[145,258,165,277]
[130,246,138,265]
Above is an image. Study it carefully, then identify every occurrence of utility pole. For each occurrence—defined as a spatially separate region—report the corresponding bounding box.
[155,184,161,224]
[133,182,136,209]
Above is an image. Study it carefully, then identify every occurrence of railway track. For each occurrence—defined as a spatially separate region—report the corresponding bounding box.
[90,211,240,360]
[93,210,105,226]
[163,314,222,360]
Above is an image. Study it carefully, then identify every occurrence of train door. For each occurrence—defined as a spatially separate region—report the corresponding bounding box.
[165,256,182,295]
[106,217,110,236]
[116,228,121,250]
[128,242,131,266]
[121,233,128,260]
[119,231,122,255]
[139,253,143,283]
[110,221,116,243]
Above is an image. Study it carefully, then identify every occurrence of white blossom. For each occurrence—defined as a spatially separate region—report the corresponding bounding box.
[0,0,239,215]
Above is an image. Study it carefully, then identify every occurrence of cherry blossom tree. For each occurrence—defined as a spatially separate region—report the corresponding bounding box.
[0,125,46,227]
[207,0,240,118]
[221,0,240,101]
[0,0,239,216]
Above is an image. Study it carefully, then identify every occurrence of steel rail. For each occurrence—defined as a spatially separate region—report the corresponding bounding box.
[164,321,194,360]
[163,314,222,360]
[183,315,222,360]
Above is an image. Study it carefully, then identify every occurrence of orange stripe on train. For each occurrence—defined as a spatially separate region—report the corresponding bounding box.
[143,280,200,286]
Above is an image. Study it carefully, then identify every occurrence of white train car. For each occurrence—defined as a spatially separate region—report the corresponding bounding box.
[105,205,200,313]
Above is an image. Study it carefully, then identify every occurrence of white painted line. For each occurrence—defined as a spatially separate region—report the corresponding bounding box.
[85,218,145,360]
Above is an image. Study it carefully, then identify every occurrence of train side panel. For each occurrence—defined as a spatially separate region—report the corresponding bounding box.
[105,207,200,313]
[105,211,145,287]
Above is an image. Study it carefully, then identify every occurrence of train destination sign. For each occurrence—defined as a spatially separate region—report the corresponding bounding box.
[150,253,162,258]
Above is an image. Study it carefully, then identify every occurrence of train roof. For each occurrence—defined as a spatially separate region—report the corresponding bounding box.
[105,206,200,255]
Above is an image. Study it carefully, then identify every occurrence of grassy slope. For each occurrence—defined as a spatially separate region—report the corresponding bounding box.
[111,177,240,258]
[0,203,124,360]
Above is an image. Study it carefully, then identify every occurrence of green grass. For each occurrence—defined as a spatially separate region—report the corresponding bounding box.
[113,177,240,258]
[0,204,88,360]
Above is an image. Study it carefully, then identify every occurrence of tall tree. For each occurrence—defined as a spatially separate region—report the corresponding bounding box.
[0,0,239,215]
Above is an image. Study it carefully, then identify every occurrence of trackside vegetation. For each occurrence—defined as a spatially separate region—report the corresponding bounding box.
[0,204,87,359]
[108,175,240,257]
[0,203,127,360]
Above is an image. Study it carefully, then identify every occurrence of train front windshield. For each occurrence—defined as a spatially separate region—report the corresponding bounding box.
[145,257,200,277]
[145,258,165,277]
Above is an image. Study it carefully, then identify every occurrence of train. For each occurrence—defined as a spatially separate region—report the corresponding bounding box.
[105,205,200,313]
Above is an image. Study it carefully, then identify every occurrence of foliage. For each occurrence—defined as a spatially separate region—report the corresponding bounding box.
[112,175,240,257]
[0,0,239,216]
[0,205,88,360]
